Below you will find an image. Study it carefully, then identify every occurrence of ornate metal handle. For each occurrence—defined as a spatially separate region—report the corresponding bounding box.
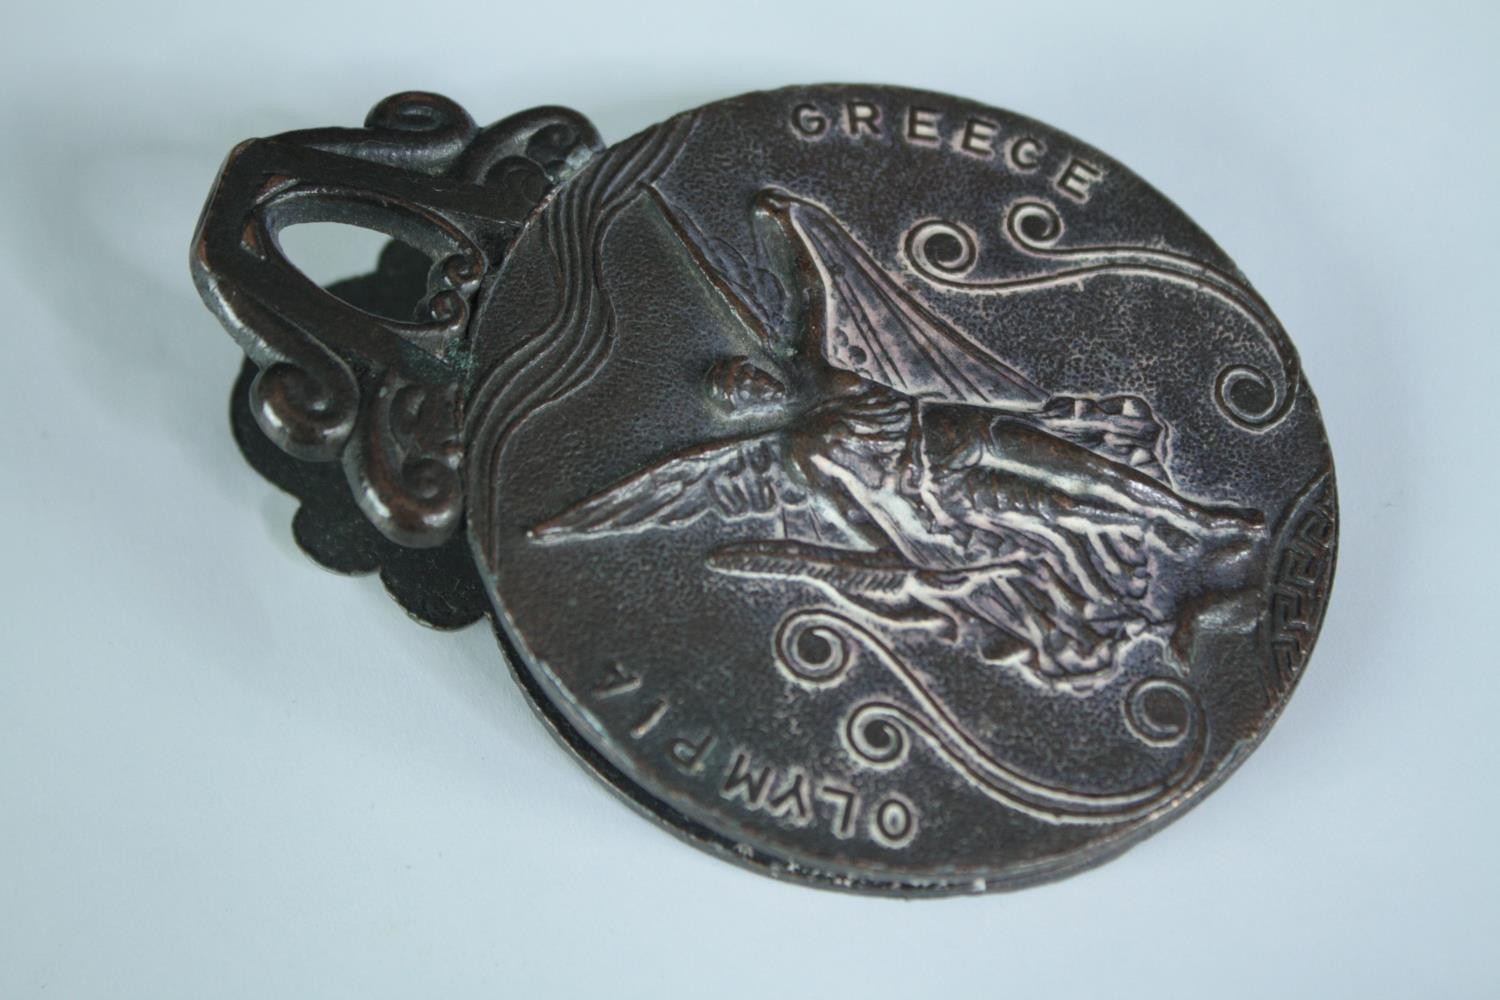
[190,91,601,547]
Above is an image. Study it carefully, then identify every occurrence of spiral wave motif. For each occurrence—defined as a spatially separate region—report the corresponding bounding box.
[1122,676,1196,748]
[774,611,859,685]
[906,198,1300,430]
[904,219,979,277]
[844,703,912,768]
[774,608,1209,824]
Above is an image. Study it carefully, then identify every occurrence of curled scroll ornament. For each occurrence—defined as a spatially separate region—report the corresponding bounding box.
[192,91,604,549]
[774,608,1206,825]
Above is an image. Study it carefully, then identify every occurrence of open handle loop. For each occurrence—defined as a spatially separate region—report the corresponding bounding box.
[191,92,602,547]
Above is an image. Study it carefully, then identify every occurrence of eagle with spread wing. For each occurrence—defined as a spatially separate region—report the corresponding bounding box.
[532,188,1262,689]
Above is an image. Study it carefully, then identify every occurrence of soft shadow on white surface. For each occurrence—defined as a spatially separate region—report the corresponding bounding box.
[0,2,1495,998]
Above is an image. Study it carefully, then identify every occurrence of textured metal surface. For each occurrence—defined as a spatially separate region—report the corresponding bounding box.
[226,246,488,629]
[192,85,1336,894]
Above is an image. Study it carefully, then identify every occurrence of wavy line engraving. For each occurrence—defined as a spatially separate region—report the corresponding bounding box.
[468,111,701,562]
[775,609,1206,824]
[906,199,1300,429]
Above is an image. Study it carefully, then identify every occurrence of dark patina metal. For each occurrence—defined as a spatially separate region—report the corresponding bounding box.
[191,85,1337,894]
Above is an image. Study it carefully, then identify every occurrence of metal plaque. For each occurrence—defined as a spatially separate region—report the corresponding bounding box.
[191,85,1337,894]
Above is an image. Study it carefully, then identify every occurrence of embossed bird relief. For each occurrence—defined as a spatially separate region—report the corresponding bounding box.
[191,86,1336,891]
[533,187,1267,692]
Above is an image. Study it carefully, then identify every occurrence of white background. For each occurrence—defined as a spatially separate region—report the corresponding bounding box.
[2,2,1496,997]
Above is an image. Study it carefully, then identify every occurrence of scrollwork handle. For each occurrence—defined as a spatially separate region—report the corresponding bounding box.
[190,92,602,547]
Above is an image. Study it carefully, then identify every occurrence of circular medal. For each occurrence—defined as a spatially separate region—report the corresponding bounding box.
[192,85,1337,894]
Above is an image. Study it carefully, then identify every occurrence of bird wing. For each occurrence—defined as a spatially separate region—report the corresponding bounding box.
[531,434,805,538]
[646,188,792,351]
[785,202,1047,406]
[706,539,913,594]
